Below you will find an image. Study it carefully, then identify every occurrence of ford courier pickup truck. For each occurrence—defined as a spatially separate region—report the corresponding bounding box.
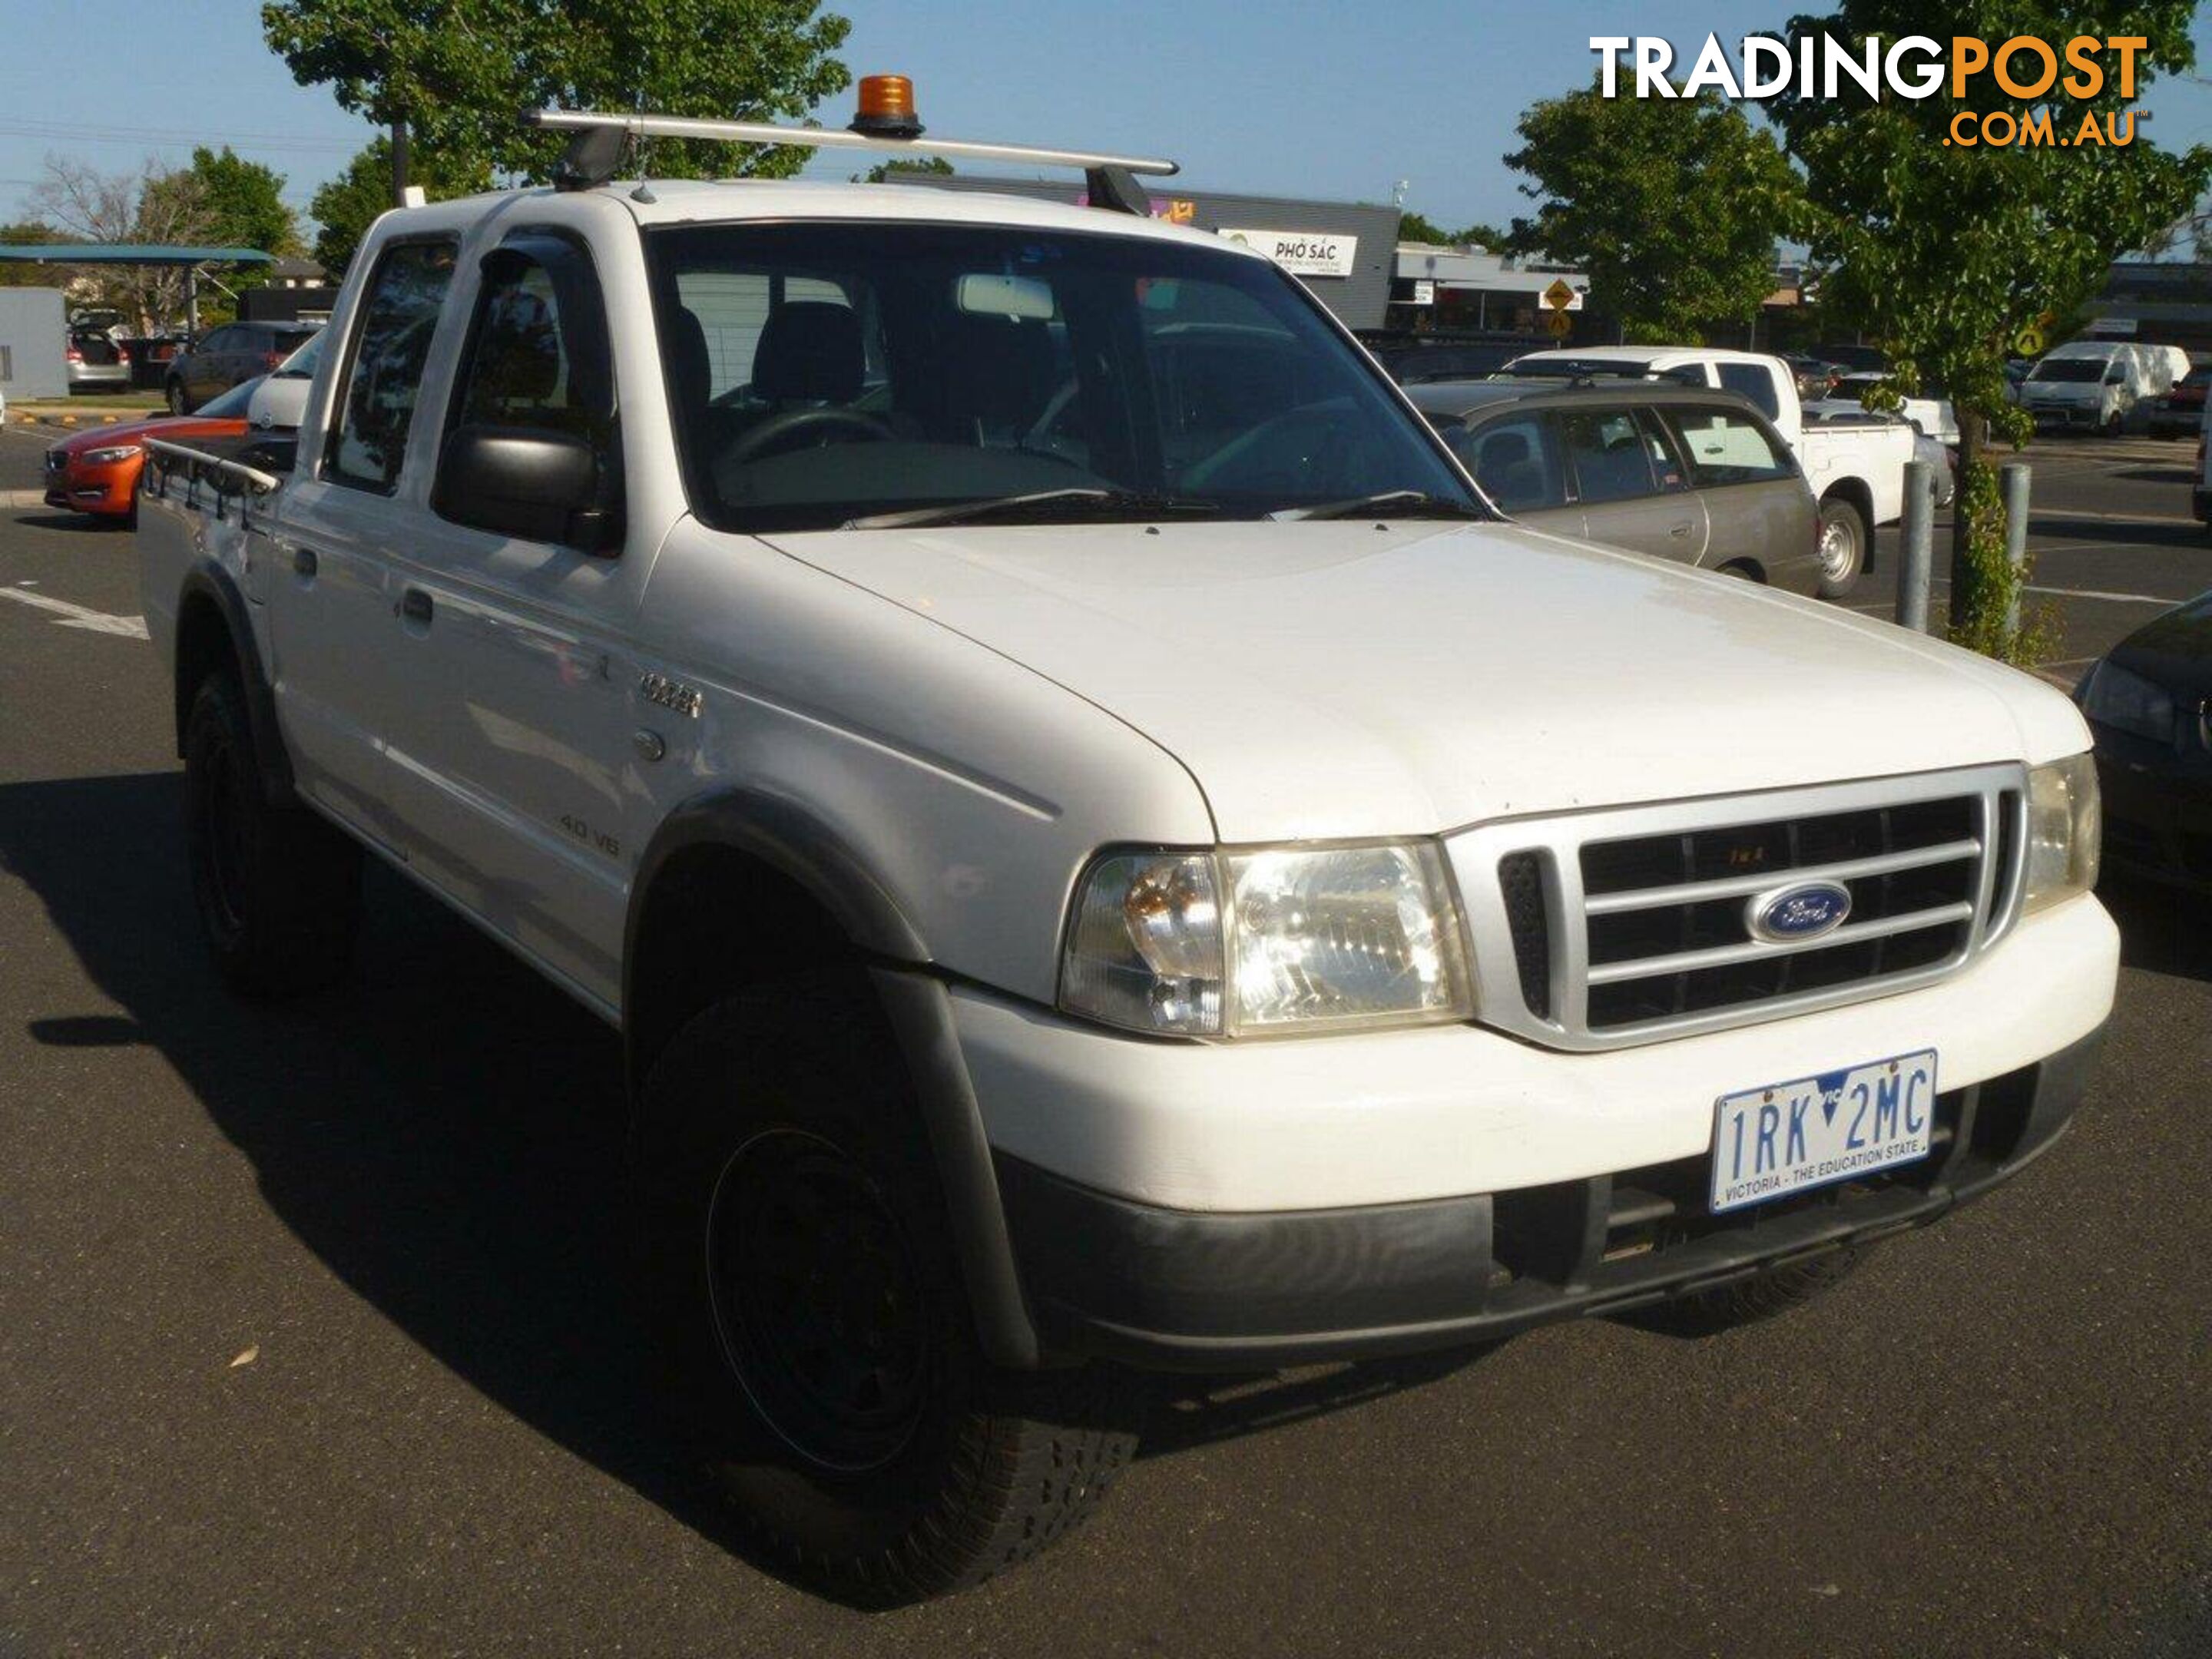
[137,88,2117,1602]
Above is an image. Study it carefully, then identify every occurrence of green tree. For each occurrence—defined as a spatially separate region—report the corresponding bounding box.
[264,0,851,200]
[860,156,953,184]
[1396,209,1455,245]
[1457,221,1508,251]
[1767,3,2211,661]
[1505,80,1804,342]
[187,147,299,256]
[310,138,489,280]
[0,219,64,288]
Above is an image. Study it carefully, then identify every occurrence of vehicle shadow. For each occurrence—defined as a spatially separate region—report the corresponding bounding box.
[7,511,123,534]
[0,769,798,1584]
[0,770,1482,1596]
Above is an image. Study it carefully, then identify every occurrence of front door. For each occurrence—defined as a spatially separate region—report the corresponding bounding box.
[376,230,638,1008]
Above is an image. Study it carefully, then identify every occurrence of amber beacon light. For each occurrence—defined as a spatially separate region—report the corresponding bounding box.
[852,75,923,139]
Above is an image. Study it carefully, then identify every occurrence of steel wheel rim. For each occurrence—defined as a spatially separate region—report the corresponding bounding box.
[705,1128,929,1473]
[1818,517,1857,581]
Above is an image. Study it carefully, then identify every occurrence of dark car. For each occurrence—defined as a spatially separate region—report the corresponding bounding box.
[2076,596,2212,892]
[1356,329,1550,385]
[163,321,320,414]
[1812,342,1889,374]
[2150,364,2210,438]
[1407,379,1823,594]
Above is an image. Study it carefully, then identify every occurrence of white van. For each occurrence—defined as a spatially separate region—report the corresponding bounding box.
[2021,341,2148,435]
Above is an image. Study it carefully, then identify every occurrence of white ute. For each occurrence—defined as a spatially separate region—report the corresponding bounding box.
[1505,344,1916,598]
[136,86,2117,1601]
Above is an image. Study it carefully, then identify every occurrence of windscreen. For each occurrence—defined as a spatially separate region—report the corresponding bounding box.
[644,221,1476,531]
[2029,359,2104,382]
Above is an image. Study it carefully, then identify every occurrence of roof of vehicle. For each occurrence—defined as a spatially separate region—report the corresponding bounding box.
[1505,345,1780,371]
[1406,378,1774,419]
[383,175,1263,260]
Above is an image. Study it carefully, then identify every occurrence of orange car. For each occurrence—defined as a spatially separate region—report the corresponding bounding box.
[42,391,253,526]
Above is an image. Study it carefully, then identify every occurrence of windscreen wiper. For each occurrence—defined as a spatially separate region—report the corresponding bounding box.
[1269,490,1492,522]
[845,488,1220,531]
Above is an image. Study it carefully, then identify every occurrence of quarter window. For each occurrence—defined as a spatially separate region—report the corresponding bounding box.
[1717,361,1782,419]
[327,240,458,493]
[1664,407,1793,486]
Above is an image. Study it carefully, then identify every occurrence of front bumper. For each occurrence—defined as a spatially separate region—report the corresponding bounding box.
[1000,1028,2102,1369]
[43,460,135,516]
[2027,404,2106,429]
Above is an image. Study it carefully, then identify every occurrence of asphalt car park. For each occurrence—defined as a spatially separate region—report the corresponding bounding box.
[0,419,2207,1657]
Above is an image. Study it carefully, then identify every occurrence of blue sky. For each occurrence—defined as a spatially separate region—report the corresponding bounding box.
[3,1,2210,237]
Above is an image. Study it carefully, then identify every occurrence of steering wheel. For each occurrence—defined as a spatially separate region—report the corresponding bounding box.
[727,406,892,465]
[1181,404,1357,494]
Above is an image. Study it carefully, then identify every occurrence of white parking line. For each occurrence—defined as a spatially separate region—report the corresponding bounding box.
[0,584,148,639]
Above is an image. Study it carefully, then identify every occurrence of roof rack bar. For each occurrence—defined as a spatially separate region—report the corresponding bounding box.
[526,108,1179,179]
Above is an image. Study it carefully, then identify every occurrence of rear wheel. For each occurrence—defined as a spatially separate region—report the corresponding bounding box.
[637,982,1143,1604]
[183,671,361,996]
[2104,410,2124,439]
[1814,496,1867,599]
[164,378,187,416]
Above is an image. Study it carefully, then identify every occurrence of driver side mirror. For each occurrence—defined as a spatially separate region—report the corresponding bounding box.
[433,426,618,552]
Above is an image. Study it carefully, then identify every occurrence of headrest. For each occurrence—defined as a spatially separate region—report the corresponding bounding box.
[942,313,1056,426]
[753,301,863,403]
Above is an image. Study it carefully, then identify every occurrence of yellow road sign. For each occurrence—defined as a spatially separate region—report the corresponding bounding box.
[1545,310,1574,338]
[1543,278,1576,311]
[2015,325,2045,356]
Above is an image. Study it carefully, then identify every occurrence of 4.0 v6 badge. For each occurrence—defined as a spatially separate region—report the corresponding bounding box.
[640,671,703,719]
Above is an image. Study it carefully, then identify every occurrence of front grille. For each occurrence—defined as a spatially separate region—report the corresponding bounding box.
[1449,766,2028,1051]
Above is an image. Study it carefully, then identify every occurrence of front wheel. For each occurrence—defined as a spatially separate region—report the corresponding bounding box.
[164,378,187,416]
[636,982,1144,1604]
[1814,496,1867,599]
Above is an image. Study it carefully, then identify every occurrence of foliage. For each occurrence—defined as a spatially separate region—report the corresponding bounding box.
[1396,212,1512,250]
[263,0,852,187]
[187,147,300,260]
[24,158,225,329]
[1764,0,2211,663]
[310,139,491,279]
[1505,80,1805,342]
[859,156,953,184]
[0,219,64,289]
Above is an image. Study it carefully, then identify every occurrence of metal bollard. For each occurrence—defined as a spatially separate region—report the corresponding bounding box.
[2001,461,2032,636]
[1899,459,1934,633]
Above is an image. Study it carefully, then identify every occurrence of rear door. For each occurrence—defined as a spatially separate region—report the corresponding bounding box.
[265,237,460,848]
[1661,402,1815,587]
[1560,405,1707,562]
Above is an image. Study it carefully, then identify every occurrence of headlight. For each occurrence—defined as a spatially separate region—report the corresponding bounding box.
[2022,753,2101,914]
[1059,843,1472,1037]
[80,445,137,465]
[2075,658,2176,746]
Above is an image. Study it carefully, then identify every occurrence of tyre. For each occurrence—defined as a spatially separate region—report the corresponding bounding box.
[636,982,1143,1604]
[183,671,361,996]
[1814,496,1867,599]
[2104,410,2124,439]
[165,378,187,416]
[1620,1247,1864,1339]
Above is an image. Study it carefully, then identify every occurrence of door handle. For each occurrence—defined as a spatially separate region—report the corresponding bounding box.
[1670,522,1694,538]
[293,545,317,577]
[400,588,434,625]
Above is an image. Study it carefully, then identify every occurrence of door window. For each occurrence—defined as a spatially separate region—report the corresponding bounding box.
[1448,414,1565,513]
[327,239,459,493]
[1561,408,1662,503]
[1663,406,1794,486]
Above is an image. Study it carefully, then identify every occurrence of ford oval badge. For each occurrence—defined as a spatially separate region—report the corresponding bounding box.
[1747,881,1853,943]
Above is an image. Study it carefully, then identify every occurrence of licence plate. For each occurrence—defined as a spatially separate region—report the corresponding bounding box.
[1709,1049,1938,1214]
